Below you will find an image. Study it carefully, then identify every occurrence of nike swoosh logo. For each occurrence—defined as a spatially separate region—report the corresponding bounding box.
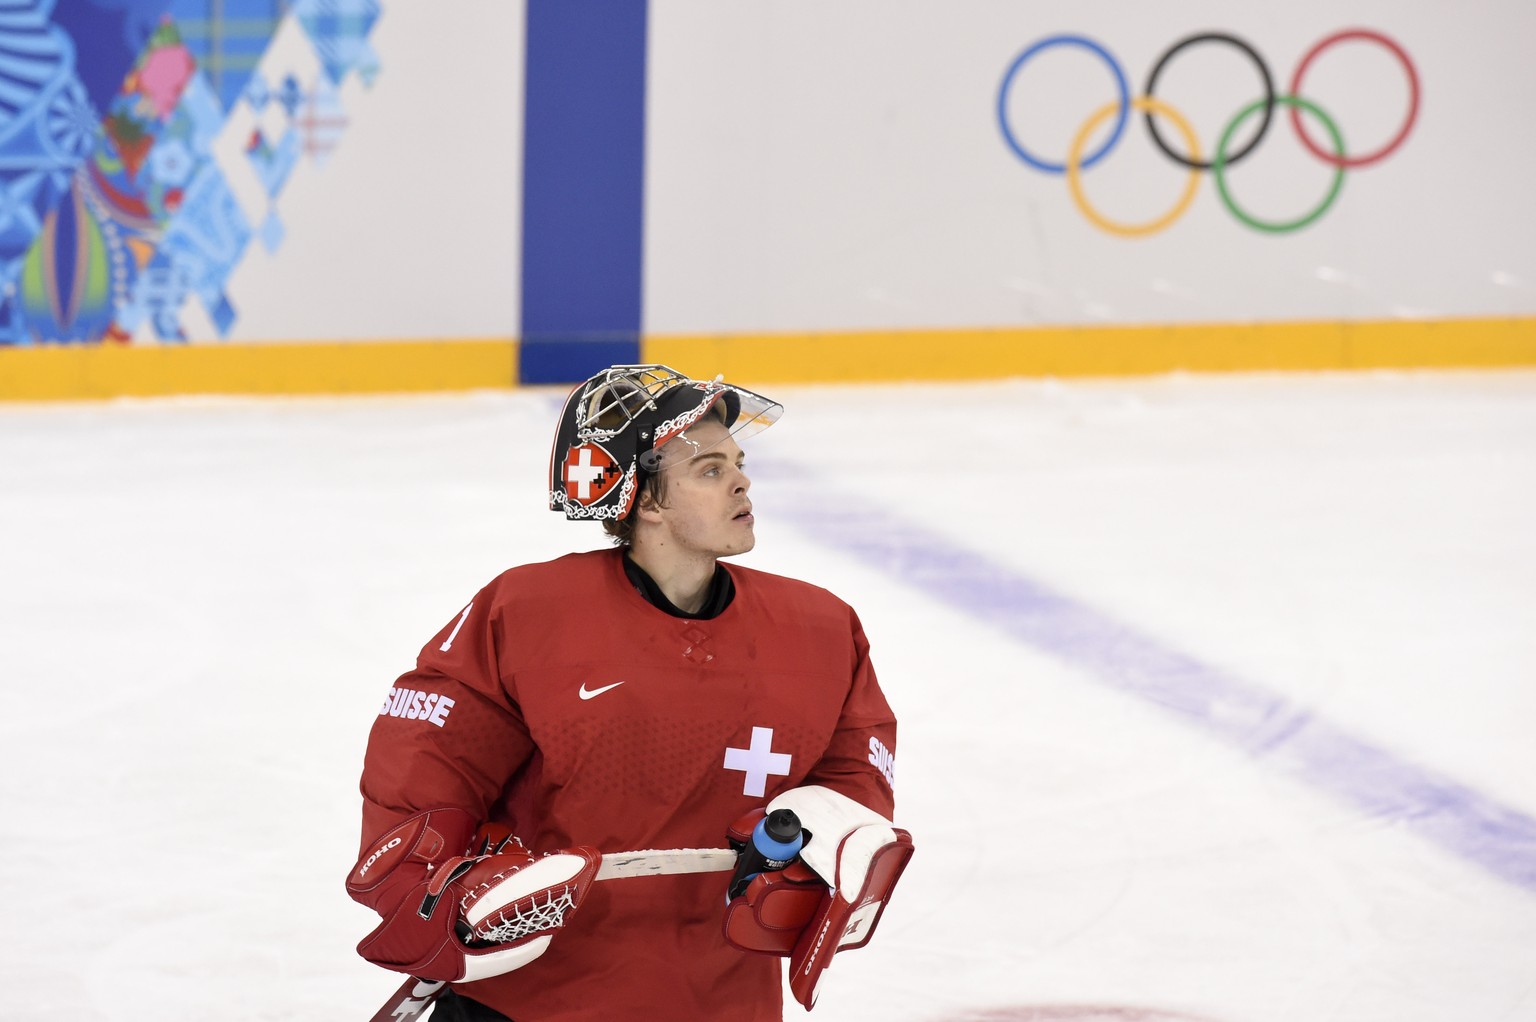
[579,681,626,701]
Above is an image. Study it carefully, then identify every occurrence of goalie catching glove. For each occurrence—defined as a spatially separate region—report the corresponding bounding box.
[723,786,914,1010]
[346,808,600,983]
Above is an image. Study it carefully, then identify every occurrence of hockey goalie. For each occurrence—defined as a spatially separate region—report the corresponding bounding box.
[347,364,914,1020]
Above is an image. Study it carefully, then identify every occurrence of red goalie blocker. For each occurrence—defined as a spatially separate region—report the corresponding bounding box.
[723,787,915,1011]
[788,822,913,1008]
[724,859,826,955]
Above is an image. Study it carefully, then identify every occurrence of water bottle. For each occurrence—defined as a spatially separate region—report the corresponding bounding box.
[727,808,805,901]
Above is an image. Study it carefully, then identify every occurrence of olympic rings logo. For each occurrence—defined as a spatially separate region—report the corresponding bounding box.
[996,29,1420,236]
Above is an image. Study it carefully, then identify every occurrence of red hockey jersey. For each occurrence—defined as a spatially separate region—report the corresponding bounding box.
[355,548,898,1021]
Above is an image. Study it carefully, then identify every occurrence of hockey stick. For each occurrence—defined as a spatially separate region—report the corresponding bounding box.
[370,976,446,1022]
[367,848,737,1020]
[593,846,736,881]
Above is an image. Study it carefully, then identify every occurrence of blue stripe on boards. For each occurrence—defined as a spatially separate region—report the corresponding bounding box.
[520,0,647,384]
[763,463,1536,893]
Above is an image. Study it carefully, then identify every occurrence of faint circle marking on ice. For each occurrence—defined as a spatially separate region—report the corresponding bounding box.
[943,1007,1227,1022]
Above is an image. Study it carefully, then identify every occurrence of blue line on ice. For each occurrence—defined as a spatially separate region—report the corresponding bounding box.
[769,466,1536,893]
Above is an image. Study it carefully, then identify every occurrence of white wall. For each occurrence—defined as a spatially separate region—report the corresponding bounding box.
[223,2,524,343]
[210,1,1536,343]
[645,0,1536,333]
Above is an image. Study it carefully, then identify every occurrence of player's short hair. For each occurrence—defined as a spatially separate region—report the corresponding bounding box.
[599,402,731,545]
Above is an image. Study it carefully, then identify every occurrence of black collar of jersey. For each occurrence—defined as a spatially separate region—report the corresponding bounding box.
[622,553,735,620]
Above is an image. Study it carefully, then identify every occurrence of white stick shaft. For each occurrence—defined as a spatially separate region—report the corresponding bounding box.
[595,847,738,881]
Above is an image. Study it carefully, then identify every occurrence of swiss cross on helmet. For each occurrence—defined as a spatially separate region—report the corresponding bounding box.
[548,365,783,521]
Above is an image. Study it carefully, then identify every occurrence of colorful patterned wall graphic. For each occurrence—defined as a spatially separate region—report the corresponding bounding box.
[0,0,380,346]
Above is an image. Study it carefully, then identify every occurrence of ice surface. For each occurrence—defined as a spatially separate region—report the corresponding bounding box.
[1,371,1533,1021]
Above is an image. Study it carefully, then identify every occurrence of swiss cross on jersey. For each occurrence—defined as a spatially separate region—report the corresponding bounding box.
[563,442,624,505]
[724,726,793,797]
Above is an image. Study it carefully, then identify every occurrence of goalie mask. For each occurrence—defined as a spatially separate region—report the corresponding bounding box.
[548,365,783,521]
